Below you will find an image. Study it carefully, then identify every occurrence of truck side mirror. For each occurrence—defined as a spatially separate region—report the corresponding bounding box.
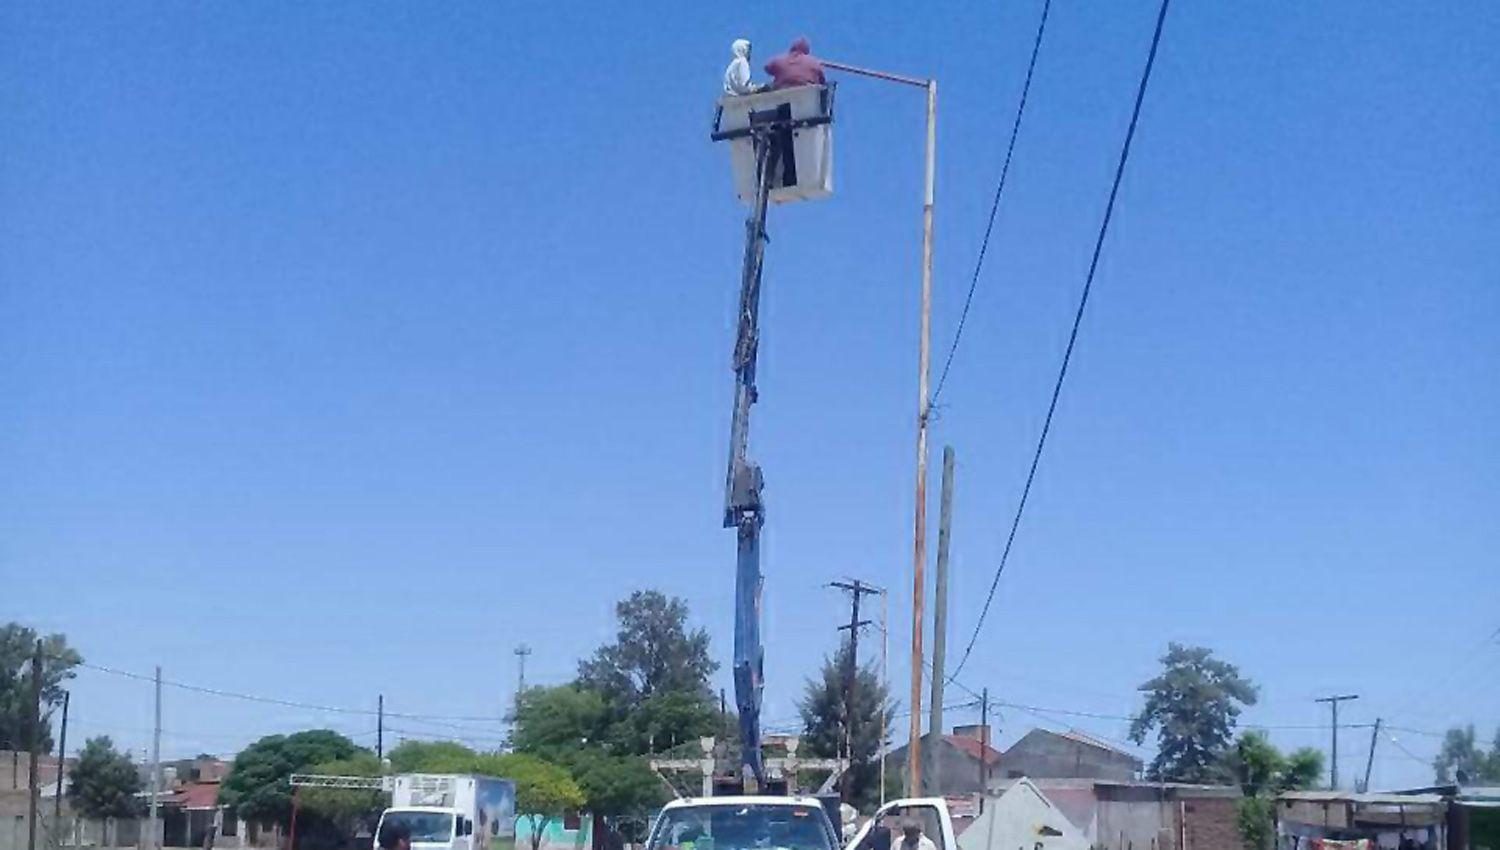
[464,820,474,837]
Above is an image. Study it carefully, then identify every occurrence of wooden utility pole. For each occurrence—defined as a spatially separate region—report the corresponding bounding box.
[27,640,42,850]
[979,688,989,814]
[54,691,69,823]
[830,579,878,804]
[150,666,162,850]
[906,77,939,800]
[928,446,956,742]
[1315,694,1358,789]
[1361,718,1381,792]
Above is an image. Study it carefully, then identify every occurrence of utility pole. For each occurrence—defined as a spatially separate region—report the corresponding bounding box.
[906,76,939,800]
[1315,694,1358,789]
[514,645,532,717]
[979,689,989,814]
[377,695,384,761]
[150,666,162,850]
[54,691,69,823]
[830,580,879,804]
[879,588,889,807]
[928,446,956,742]
[1361,718,1381,793]
[27,640,42,850]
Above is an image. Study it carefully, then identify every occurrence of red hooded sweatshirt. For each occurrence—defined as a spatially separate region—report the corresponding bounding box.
[764,37,826,89]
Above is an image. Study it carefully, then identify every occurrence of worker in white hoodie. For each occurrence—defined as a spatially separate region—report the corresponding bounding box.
[723,39,763,95]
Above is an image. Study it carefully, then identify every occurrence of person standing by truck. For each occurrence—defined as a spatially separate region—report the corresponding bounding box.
[378,821,413,850]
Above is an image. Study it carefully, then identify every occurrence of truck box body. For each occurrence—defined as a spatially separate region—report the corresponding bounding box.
[378,774,516,850]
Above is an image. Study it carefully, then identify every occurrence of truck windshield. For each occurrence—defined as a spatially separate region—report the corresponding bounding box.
[383,812,455,843]
[648,805,834,850]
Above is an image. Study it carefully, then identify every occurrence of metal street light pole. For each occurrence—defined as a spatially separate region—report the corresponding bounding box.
[822,58,936,797]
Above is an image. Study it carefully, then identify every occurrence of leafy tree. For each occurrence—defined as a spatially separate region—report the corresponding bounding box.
[576,591,717,709]
[0,624,82,752]
[512,687,609,762]
[471,754,585,850]
[67,736,143,819]
[608,690,719,755]
[566,752,666,819]
[1434,725,1500,784]
[220,730,366,825]
[387,740,478,773]
[298,753,386,822]
[798,642,893,810]
[1128,643,1259,782]
[511,688,668,818]
[1228,731,1323,850]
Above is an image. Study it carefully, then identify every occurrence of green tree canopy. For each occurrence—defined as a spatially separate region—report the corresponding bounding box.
[67,736,143,820]
[387,740,479,773]
[220,730,366,825]
[1434,725,1500,784]
[1229,731,1324,850]
[511,687,609,762]
[576,591,717,709]
[510,687,671,818]
[1128,643,1259,783]
[798,641,893,810]
[0,624,82,753]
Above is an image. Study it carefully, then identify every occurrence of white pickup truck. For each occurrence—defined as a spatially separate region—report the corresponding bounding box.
[645,797,958,850]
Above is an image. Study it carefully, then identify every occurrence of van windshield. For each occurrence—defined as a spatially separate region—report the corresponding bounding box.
[383,812,455,843]
[648,805,834,850]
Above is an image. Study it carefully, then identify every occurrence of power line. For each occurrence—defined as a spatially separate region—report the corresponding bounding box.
[76,661,506,723]
[949,0,1174,683]
[931,0,1054,404]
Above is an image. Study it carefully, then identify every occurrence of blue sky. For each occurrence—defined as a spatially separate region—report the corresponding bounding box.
[2,1,1496,791]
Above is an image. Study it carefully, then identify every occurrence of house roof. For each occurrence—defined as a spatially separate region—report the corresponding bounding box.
[1007,728,1142,765]
[945,734,1002,766]
[165,781,221,810]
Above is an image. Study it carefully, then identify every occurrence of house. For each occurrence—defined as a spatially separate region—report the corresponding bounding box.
[999,729,1143,782]
[884,725,1003,797]
[987,777,1242,850]
[1276,786,1500,850]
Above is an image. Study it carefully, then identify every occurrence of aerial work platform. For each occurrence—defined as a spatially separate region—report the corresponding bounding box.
[714,84,835,204]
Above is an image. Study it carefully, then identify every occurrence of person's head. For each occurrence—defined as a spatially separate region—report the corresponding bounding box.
[789,37,811,55]
[732,39,751,60]
[901,819,922,843]
[378,822,412,850]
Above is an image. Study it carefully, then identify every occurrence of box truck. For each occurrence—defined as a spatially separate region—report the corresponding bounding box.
[375,774,516,850]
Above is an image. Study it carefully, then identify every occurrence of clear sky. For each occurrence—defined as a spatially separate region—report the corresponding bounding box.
[3,1,1496,791]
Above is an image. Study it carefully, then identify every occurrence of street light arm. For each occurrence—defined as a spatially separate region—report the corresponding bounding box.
[821,59,930,89]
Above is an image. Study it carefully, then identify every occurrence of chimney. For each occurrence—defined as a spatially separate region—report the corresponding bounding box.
[952,724,991,742]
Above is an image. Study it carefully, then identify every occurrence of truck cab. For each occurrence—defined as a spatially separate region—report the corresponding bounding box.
[375,806,476,850]
[842,799,958,850]
[647,797,842,850]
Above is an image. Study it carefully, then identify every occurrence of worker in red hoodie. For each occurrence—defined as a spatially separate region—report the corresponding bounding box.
[764,37,826,89]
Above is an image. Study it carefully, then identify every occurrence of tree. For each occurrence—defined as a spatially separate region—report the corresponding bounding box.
[0,624,82,752]
[387,740,478,774]
[1228,731,1323,850]
[1128,643,1259,782]
[567,752,666,819]
[607,690,719,755]
[471,754,585,850]
[1434,725,1500,784]
[67,736,142,819]
[798,642,893,810]
[220,730,366,825]
[512,687,609,762]
[576,591,718,708]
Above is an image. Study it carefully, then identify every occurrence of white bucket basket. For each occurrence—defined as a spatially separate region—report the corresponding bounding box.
[715,85,834,205]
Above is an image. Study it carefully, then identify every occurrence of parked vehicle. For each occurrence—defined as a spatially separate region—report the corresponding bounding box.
[375,774,517,850]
